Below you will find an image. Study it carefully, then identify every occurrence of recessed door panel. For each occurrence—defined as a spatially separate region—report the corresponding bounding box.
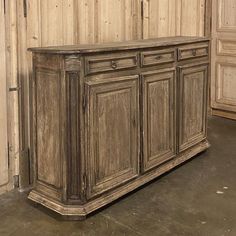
[86,75,139,199]
[142,70,176,171]
[179,64,208,152]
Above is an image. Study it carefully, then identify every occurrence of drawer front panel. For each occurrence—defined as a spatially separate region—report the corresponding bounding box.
[178,43,209,61]
[85,53,138,75]
[141,49,176,67]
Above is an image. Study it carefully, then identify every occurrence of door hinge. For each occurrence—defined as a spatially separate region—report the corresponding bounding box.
[9,86,21,92]
[23,0,27,17]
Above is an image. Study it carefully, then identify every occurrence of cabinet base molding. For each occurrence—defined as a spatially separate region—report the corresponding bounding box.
[28,140,210,219]
[212,109,236,121]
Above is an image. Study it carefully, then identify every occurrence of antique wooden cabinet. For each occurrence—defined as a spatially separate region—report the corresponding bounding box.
[28,37,210,219]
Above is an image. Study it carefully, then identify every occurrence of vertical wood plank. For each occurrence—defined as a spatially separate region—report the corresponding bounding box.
[180,0,205,36]
[143,0,205,38]
[41,0,63,46]
[17,0,30,188]
[96,0,140,43]
[77,0,96,44]
[62,0,76,45]
[0,0,9,189]
[4,0,19,188]
[26,0,41,48]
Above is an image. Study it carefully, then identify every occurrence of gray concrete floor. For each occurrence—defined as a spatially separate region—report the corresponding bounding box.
[0,116,236,236]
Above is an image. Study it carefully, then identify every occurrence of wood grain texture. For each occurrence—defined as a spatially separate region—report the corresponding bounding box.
[0,0,9,188]
[215,62,236,111]
[178,43,209,61]
[3,0,19,192]
[28,140,210,217]
[29,37,210,217]
[211,0,236,119]
[142,69,176,171]
[85,52,138,75]
[141,49,176,67]
[1,0,210,194]
[179,63,208,152]
[28,36,209,54]
[36,68,62,188]
[85,75,139,199]
[143,0,205,38]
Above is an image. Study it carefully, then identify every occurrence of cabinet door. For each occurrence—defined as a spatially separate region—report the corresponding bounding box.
[178,64,208,152]
[85,75,139,199]
[142,69,176,172]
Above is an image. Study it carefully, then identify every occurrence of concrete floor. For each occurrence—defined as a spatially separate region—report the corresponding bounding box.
[0,116,236,236]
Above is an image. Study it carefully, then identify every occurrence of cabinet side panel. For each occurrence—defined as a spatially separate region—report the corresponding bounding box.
[36,68,62,189]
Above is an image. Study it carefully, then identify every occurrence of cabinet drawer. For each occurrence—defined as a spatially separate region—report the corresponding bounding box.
[141,49,175,67]
[85,53,138,75]
[177,43,209,61]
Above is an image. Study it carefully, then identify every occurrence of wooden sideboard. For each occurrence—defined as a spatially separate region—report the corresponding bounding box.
[28,36,210,219]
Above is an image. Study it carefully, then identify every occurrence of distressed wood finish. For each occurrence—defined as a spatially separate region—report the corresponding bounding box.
[0,0,9,192]
[28,36,210,219]
[142,69,176,171]
[178,63,208,152]
[211,0,236,119]
[142,0,205,38]
[85,75,139,199]
[85,52,138,75]
[177,43,209,61]
[0,0,209,194]
[141,49,176,67]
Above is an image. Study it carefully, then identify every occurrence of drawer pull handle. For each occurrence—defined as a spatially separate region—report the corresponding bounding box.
[192,49,197,56]
[111,61,118,69]
[155,55,162,60]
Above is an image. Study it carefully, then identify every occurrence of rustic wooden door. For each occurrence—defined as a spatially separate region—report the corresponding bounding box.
[85,75,140,199]
[211,0,236,119]
[178,64,208,152]
[0,0,9,192]
[142,69,176,172]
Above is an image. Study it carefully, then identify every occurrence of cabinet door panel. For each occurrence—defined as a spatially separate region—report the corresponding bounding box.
[142,70,176,172]
[86,75,139,199]
[179,64,208,152]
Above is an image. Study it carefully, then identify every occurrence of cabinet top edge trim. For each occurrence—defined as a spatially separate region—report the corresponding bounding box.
[28,37,210,55]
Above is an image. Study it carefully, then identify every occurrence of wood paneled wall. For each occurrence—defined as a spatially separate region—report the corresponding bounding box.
[0,0,9,193]
[26,0,205,47]
[1,0,207,191]
[26,0,142,47]
[211,0,236,119]
[143,0,205,38]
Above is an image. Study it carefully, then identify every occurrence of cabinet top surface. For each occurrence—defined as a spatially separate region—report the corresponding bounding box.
[28,36,210,54]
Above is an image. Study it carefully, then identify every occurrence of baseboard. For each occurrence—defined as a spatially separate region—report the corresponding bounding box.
[212,109,236,121]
